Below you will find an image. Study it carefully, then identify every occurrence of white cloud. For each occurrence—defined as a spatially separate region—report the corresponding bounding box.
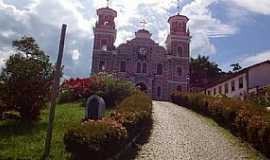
[1,0,268,77]
[229,0,270,15]
[71,49,80,61]
[181,0,237,56]
[242,50,270,67]
[0,47,13,69]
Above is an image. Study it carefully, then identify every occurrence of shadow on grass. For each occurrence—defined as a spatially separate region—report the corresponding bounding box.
[119,120,154,160]
[0,120,48,137]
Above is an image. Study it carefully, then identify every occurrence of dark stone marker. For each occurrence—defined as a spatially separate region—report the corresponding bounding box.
[86,95,106,120]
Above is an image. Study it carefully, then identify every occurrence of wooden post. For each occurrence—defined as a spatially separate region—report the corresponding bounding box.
[43,24,67,160]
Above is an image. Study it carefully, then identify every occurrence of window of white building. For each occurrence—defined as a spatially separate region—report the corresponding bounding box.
[231,80,235,92]
[225,83,229,94]
[239,77,244,89]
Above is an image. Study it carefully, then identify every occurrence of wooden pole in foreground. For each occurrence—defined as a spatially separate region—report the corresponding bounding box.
[43,24,67,160]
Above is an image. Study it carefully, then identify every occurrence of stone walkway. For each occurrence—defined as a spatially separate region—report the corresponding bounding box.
[135,101,266,160]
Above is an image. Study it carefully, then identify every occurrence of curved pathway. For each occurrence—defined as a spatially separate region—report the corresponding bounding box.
[135,101,266,160]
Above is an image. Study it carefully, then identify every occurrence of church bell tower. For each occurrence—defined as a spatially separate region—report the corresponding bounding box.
[165,12,191,93]
[93,6,117,51]
[91,2,117,74]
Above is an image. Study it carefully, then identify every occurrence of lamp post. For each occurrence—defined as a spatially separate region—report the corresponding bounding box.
[186,74,190,92]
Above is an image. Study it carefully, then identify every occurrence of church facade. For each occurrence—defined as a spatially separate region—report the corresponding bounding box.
[91,6,191,100]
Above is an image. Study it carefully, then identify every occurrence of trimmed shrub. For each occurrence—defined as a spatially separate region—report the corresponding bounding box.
[64,118,127,160]
[64,91,153,159]
[171,92,270,158]
[115,91,153,137]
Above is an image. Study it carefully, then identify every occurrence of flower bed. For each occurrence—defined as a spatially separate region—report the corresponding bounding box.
[64,91,152,160]
[171,92,270,158]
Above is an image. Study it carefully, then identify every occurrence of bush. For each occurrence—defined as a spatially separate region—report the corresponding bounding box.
[59,77,99,103]
[96,73,136,108]
[58,89,78,104]
[64,91,153,159]
[115,91,152,137]
[59,73,136,108]
[171,92,270,158]
[247,86,270,107]
[0,37,53,122]
[64,118,127,160]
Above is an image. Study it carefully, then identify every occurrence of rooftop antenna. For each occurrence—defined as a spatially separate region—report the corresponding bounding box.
[140,19,147,29]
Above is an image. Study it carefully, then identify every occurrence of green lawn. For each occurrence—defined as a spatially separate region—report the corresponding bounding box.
[0,103,84,160]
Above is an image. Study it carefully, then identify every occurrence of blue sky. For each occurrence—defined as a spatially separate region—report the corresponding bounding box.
[0,0,270,78]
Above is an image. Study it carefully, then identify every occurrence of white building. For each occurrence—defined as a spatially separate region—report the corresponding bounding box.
[205,61,270,99]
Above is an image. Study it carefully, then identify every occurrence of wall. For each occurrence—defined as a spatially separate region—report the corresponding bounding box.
[206,73,248,99]
[248,63,270,90]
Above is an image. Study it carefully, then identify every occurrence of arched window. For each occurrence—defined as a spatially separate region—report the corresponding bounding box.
[99,61,105,71]
[120,61,126,72]
[101,39,107,51]
[157,87,161,98]
[157,64,163,75]
[177,85,182,92]
[177,67,182,76]
[178,47,182,57]
[137,63,141,73]
[143,63,147,73]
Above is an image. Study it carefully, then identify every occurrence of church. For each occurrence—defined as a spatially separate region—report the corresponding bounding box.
[91,4,191,100]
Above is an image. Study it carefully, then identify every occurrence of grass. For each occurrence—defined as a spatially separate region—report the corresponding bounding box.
[0,102,84,160]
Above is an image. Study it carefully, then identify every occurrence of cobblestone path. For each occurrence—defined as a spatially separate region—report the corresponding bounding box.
[135,101,266,160]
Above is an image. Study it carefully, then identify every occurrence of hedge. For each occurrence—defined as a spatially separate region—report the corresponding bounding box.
[171,92,270,158]
[64,91,152,160]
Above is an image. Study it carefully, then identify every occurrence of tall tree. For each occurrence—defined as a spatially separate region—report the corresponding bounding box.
[230,63,242,72]
[190,55,224,89]
[0,36,53,121]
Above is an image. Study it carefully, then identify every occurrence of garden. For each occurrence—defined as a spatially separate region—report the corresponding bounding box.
[171,91,270,158]
[0,37,153,159]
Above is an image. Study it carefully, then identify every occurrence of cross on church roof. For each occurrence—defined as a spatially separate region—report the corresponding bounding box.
[106,0,111,7]
[177,0,181,15]
[140,19,147,29]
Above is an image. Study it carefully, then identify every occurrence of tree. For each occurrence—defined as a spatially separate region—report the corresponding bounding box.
[230,63,242,72]
[0,36,53,121]
[190,55,224,89]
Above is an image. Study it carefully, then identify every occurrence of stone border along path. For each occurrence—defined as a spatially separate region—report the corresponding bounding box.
[134,101,267,160]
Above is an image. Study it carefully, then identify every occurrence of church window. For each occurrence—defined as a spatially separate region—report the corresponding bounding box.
[99,61,105,71]
[157,64,163,75]
[120,61,126,72]
[101,39,107,51]
[178,47,183,57]
[177,67,182,76]
[157,87,161,98]
[137,63,141,73]
[143,63,147,73]
[172,22,177,32]
[104,21,109,26]
[177,86,182,92]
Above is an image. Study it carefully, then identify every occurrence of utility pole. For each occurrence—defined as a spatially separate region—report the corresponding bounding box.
[43,24,67,160]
